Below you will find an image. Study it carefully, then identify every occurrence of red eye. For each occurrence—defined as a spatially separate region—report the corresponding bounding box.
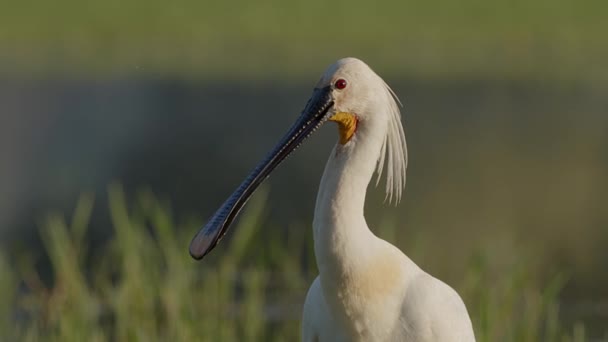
[334,78,347,90]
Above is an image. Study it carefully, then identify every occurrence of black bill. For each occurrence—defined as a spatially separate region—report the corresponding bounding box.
[189,86,334,260]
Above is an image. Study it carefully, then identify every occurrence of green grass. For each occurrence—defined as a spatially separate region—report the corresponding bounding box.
[1,0,607,82]
[0,184,603,341]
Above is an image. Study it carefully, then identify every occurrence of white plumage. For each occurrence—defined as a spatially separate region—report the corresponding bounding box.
[301,58,475,342]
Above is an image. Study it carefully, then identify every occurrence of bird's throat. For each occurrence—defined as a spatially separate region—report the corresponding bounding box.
[329,112,358,144]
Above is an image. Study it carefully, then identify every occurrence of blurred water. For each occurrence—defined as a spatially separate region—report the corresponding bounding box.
[1,78,607,302]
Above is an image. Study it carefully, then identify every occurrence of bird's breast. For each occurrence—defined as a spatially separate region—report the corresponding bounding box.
[317,242,409,341]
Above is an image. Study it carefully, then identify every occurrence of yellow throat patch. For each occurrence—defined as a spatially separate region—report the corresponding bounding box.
[329,112,358,144]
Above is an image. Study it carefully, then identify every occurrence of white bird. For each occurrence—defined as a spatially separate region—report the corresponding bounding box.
[189,57,475,342]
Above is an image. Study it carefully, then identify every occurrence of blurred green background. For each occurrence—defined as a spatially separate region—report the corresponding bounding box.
[1,0,607,340]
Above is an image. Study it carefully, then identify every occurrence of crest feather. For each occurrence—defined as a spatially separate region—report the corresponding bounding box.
[374,79,408,204]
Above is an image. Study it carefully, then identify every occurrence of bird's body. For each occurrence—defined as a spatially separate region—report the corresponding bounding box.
[299,58,475,341]
[302,140,474,342]
[189,58,475,342]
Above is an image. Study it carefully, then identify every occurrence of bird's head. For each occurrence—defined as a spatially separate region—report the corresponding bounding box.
[313,58,408,201]
[189,57,407,260]
[310,58,398,143]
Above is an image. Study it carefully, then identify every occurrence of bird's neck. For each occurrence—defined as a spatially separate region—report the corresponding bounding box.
[312,120,410,338]
[313,123,384,278]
